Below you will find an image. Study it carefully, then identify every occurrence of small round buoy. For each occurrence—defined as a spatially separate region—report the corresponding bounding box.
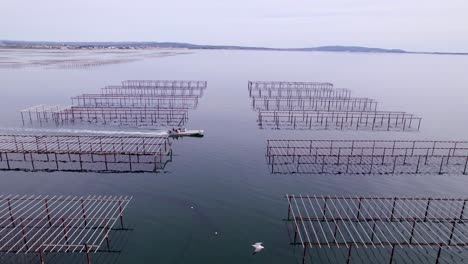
[190,206,194,209]
[214,232,218,235]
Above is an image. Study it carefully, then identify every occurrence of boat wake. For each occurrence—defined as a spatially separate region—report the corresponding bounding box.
[0,127,168,136]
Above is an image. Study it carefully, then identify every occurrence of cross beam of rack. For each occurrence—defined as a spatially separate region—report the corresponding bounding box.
[286,195,468,264]
[0,195,131,264]
[267,140,468,175]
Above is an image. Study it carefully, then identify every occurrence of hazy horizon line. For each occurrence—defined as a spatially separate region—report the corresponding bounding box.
[2,39,468,55]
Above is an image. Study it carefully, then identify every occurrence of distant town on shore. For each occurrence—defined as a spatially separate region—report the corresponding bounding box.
[1,40,467,55]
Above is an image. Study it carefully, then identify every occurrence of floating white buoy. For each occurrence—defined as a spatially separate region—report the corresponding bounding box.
[252,242,264,254]
[214,232,218,235]
[190,206,194,209]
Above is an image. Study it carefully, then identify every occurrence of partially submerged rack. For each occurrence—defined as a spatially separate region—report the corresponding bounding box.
[258,111,421,131]
[0,195,132,264]
[286,195,468,264]
[250,89,351,99]
[249,81,334,89]
[252,97,378,111]
[56,107,188,127]
[20,79,207,128]
[102,85,204,97]
[248,80,423,131]
[0,134,172,172]
[122,80,207,89]
[248,81,351,98]
[71,94,199,108]
[267,140,468,174]
[20,105,71,126]
[21,105,188,127]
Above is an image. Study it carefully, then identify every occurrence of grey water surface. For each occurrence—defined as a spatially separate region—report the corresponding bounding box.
[1,49,468,263]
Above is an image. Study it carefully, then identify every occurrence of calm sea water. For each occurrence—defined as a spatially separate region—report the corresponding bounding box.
[1,49,468,263]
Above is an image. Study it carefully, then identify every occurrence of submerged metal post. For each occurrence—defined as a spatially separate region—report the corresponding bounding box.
[119,200,124,229]
[459,200,467,221]
[389,244,396,264]
[463,156,468,175]
[5,153,10,170]
[439,157,444,174]
[61,218,69,244]
[323,197,328,218]
[346,245,353,264]
[356,197,363,218]
[84,243,91,264]
[416,155,421,173]
[409,221,416,243]
[81,199,87,226]
[45,198,51,227]
[370,221,376,242]
[435,246,442,264]
[302,245,307,264]
[105,225,110,250]
[424,198,432,221]
[8,198,15,227]
[390,197,397,221]
[39,247,44,264]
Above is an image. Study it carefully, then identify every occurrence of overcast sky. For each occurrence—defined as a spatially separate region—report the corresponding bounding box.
[2,0,468,52]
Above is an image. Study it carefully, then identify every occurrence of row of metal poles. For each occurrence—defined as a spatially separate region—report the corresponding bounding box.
[266,140,468,175]
[248,81,422,131]
[249,82,467,263]
[258,111,421,131]
[269,154,468,175]
[51,107,189,127]
[0,134,173,173]
[20,80,207,127]
[286,195,468,264]
[0,195,132,264]
[0,152,171,173]
[252,97,378,111]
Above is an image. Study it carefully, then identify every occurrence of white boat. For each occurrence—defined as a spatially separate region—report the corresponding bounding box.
[168,128,204,137]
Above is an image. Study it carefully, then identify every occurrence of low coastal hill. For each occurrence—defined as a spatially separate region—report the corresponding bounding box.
[1,40,466,55]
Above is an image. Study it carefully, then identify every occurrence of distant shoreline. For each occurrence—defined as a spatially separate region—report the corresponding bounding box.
[1,40,467,56]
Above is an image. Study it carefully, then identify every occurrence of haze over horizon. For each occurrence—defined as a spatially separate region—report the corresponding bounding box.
[2,0,468,53]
